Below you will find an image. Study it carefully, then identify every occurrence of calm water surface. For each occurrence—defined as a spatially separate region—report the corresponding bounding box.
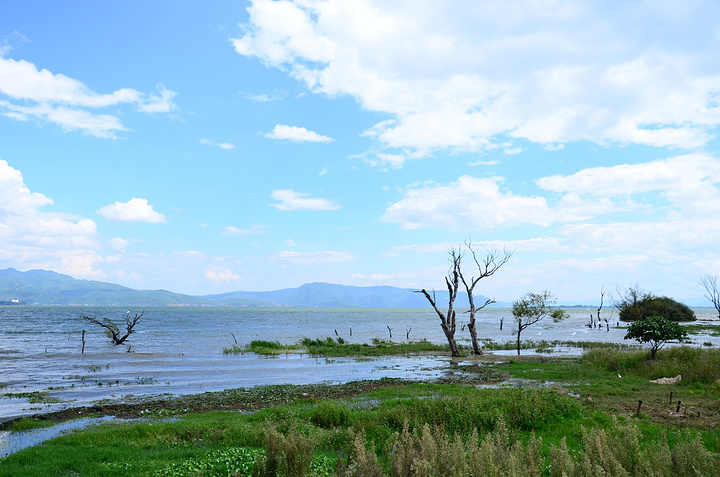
[1,306,717,422]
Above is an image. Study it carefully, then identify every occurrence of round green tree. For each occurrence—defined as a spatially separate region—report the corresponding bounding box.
[624,315,688,359]
[619,295,695,322]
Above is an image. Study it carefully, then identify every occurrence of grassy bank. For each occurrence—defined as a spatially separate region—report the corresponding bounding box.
[223,338,449,356]
[1,347,719,476]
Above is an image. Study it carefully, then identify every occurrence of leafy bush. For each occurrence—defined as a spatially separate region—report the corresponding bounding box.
[624,316,688,359]
[619,295,695,322]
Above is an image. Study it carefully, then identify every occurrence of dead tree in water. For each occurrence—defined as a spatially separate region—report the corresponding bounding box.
[418,248,462,356]
[82,310,144,345]
[459,241,513,355]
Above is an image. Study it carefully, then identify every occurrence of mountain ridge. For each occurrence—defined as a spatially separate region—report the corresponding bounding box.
[0,268,499,308]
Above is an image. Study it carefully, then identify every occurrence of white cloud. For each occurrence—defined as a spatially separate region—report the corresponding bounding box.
[108,238,130,251]
[175,250,207,260]
[223,225,268,236]
[0,57,176,137]
[264,124,333,142]
[537,153,720,209]
[0,159,102,278]
[270,189,341,211]
[385,153,720,231]
[200,138,236,149]
[97,198,166,223]
[240,90,286,102]
[276,250,355,265]
[383,176,555,230]
[205,268,242,283]
[234,0,720,163]
[469,159,500,166]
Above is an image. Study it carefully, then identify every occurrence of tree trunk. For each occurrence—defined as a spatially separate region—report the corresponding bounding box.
[467,321,482,355]
[517,330,522,356]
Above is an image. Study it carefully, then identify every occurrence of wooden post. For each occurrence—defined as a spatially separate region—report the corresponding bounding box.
[81,329,86,354]
[636,400,642,414]
[676,401,682,413]
[500,317,503,330]
[349,327,352,336]
[669,391,673,405]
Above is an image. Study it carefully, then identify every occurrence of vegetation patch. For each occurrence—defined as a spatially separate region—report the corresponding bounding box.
[684,323,720,337]
[2,347,719,476]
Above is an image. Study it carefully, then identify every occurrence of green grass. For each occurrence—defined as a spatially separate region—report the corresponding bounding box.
[224,337,451,357]
[7,417,59,431]
[480,338,640,352]
[300,337,449,356]
[223,340,302,355]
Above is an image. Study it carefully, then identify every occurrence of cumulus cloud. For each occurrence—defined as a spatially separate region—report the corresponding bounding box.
[0,56,176,137]
[384,153,720,230]
[108,238,130,251]
[264,124,333,142]
[0,159,102,278]
[383,176,555,229]
[270,189,341,211]
[97,198,166,223]
[234,0,720,163]
[205,268,242,283]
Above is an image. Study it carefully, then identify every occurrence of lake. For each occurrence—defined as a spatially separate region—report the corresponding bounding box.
[1,306,717,422]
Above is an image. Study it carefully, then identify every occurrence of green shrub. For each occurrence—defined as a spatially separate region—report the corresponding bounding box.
[619,295,695,322]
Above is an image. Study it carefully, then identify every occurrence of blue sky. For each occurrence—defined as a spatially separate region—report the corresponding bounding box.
[1,1,720,303]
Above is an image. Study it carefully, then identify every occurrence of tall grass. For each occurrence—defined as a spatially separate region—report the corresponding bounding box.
[583,346,720,384]
[300,337,449,357]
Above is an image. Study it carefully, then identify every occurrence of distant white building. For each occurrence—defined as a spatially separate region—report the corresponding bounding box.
[11,299,19,303]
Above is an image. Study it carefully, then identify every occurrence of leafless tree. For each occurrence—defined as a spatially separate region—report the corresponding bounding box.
[418,248,462,356]
[700,274,720,319]
[458,241,514,355]
[613,283,644,322]
[82,310,144,345]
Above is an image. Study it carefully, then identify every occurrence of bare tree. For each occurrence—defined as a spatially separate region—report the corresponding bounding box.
[511,291,567,355]
[458,241,513,355]
[419,248,462,356]
[82,310,144,345]
[613,283,644,322]
[700,274,720,320]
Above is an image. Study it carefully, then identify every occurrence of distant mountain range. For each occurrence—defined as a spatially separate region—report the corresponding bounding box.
[0,268,501,308]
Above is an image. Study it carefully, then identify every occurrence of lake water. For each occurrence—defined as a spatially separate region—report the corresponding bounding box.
[1,306,717,423]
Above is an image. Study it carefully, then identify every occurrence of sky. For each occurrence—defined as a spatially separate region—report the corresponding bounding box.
[1,0,720,304]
